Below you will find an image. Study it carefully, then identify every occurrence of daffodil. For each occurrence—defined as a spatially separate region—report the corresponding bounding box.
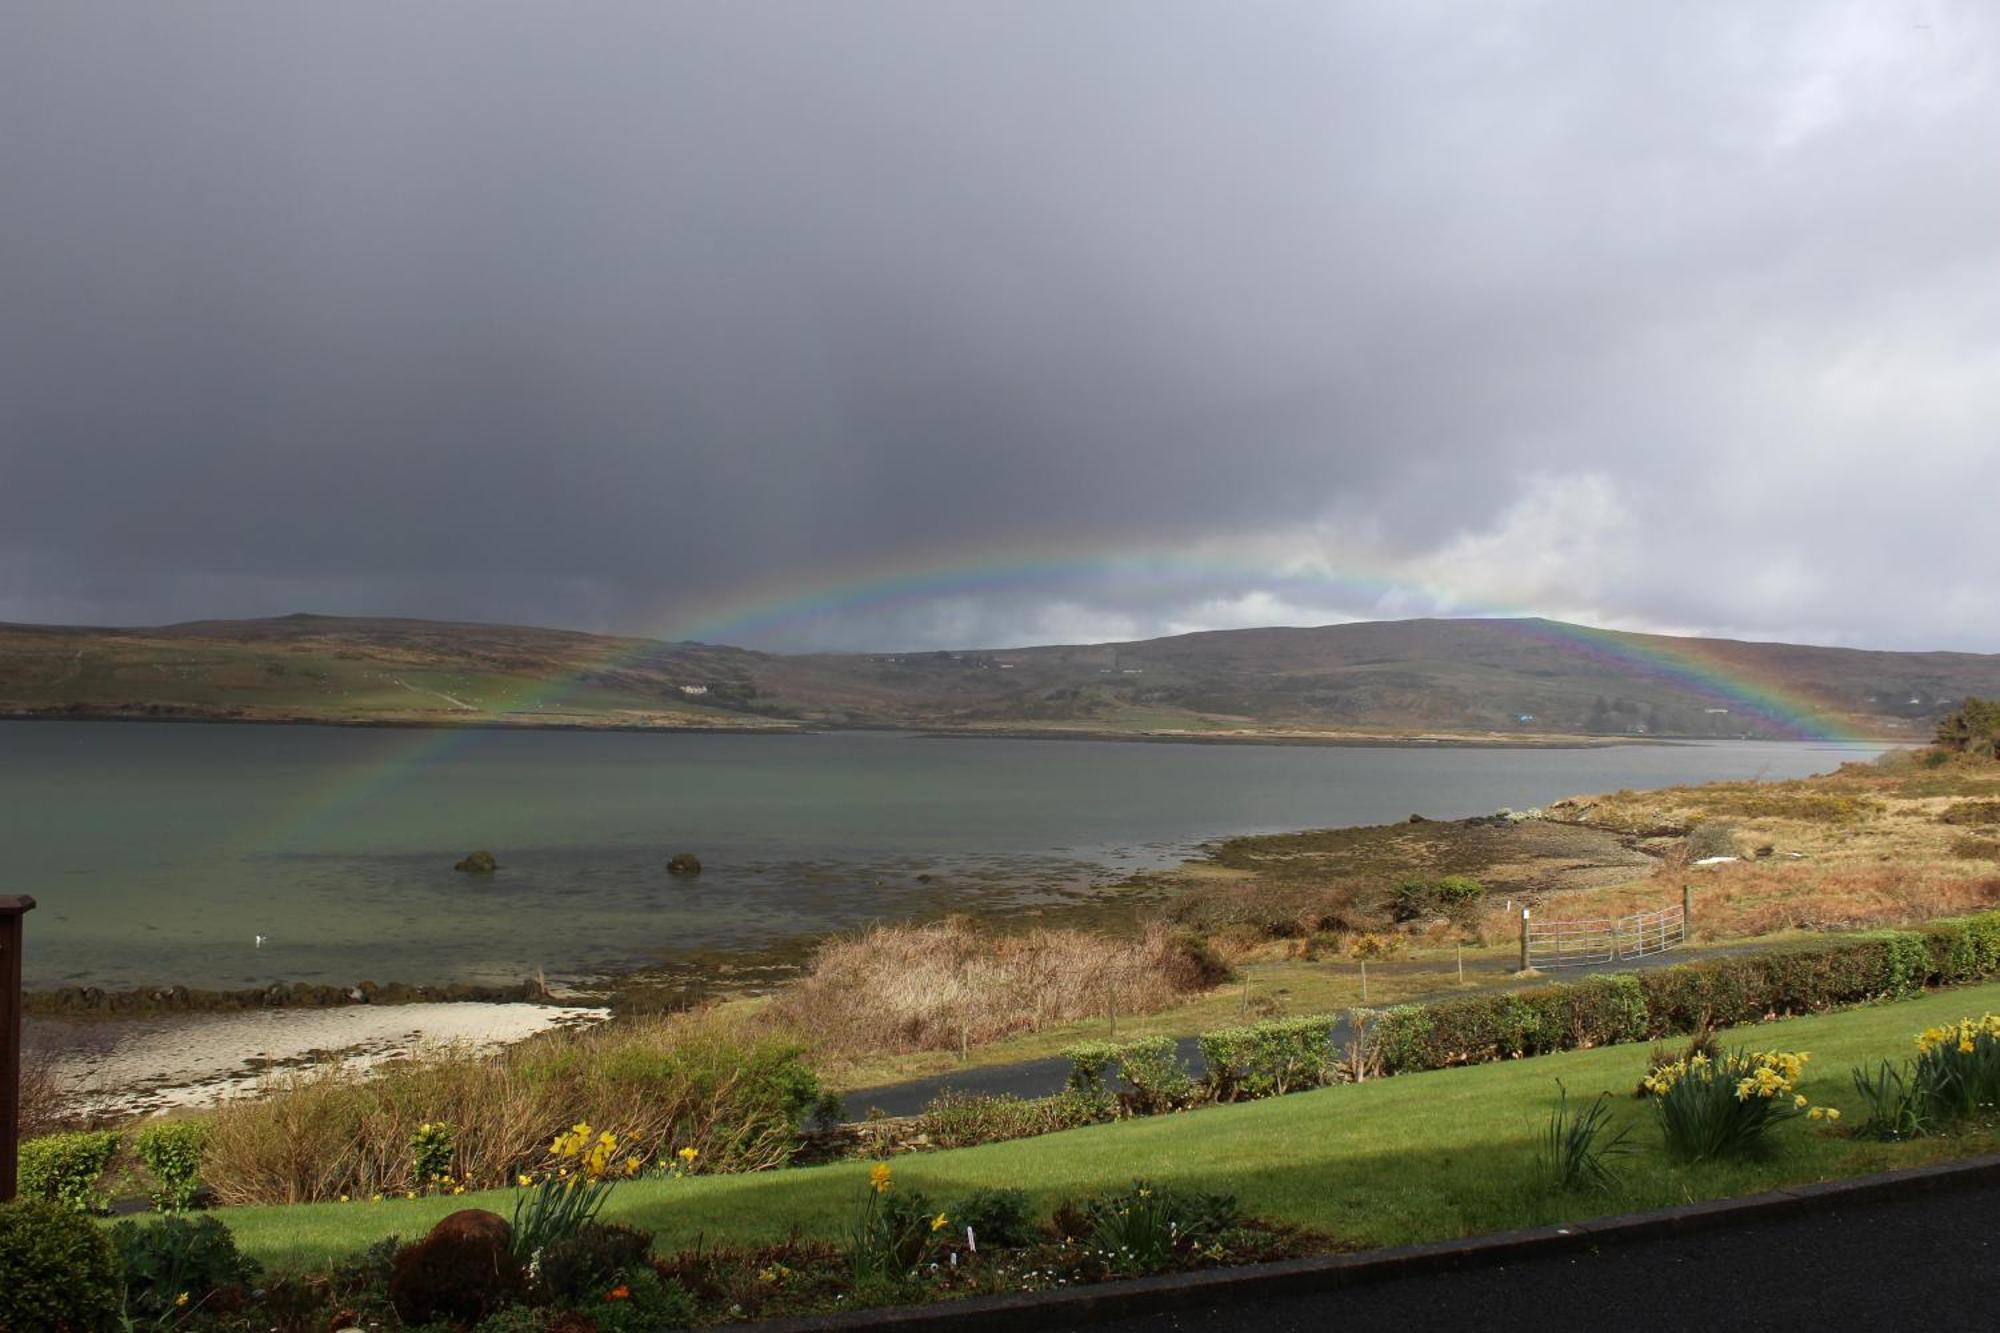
[870,1163,893,1193]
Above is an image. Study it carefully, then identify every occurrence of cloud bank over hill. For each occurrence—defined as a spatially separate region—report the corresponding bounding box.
[3,2,1996,651]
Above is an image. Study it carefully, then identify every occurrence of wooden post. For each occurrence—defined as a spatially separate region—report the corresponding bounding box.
[1359,959,1368,1003]
[1519,908,1531,973]
[1,895,34,1204]
[1240,976,1250,1017]
[1682,883,1693,945]
[1457,944,1464,985]
[1108,986,1117,1040]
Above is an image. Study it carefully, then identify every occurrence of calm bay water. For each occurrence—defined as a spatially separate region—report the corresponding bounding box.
[0,721,1880,989]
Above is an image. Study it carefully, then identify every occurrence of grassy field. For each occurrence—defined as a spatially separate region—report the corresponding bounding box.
[210,981,2000,1273]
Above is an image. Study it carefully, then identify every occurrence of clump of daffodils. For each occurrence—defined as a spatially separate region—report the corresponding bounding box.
[1916,1014,2000,1057]
[1645,1047,1832,1161]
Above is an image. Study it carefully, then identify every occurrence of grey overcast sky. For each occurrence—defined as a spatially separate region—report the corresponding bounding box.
[3,2,1996,653]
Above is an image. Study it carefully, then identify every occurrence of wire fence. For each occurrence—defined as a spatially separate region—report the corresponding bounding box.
[1525,901,1686,969]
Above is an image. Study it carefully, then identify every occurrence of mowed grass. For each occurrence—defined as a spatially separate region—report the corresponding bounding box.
[213,982,2000,1272]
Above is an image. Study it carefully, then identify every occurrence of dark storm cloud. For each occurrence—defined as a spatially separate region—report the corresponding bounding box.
[3,2,1997,651]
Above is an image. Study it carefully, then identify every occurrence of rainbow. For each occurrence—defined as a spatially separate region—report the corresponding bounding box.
[246,547,1866,852]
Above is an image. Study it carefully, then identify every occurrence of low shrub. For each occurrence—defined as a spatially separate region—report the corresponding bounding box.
[409,1119,456,1189]
[917,1088,1111,1149]
[1683,821,1744,860]
[135,1119,212,1213]
[538,1221,655,1304]
[0,1199,124,1333]
[1199,1015,1339,1101]
[949,1187,1036,1249]
[1641,1049,1815,1162]
[17,1129,120,1214]
[588,1269,700,1331]
[391,1211,526,1326]
[1062,1037,1197,1113]
[1110,1036,1195,1113]
[109,1214,262,1322]
[1391,874,1485,922]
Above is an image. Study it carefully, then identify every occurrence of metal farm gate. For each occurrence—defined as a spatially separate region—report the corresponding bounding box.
[1521,890,1689,970]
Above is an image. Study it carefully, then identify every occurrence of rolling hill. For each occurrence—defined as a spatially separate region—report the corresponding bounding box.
[0,613,1991,741]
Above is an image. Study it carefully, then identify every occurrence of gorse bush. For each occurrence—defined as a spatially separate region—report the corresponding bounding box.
[135,1120,211,1213]
[204,1014,819,1203]
[109,1214,261,1322]
[1391,874,1485,922]
[1641,1049,1816,1162]
[17,1129,120,1214]
[0,1199,123,1333]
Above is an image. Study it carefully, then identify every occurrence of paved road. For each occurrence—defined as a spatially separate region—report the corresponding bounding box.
[841,944,1755,1118]
[1089,1180,2000,1332]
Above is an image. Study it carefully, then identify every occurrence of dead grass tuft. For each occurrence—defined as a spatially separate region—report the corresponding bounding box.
[769,917,1227,1055]
[203,1012,814,1205]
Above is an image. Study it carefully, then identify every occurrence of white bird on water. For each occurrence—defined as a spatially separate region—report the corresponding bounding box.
[254,934,267,948]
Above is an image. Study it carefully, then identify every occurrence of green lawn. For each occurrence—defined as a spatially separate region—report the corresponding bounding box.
[214,983,2000,1273]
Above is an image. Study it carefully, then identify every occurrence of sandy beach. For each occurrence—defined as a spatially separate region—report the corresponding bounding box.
[33,1002,610,1120]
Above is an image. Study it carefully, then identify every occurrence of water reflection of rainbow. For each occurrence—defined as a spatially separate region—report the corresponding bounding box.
[252,553,1865,851]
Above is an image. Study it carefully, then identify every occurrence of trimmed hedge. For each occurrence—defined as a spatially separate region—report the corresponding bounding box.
[1200,1016,1341,1100]
[1368,912,2000,1075]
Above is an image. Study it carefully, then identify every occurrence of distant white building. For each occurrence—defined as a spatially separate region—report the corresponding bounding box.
[679,684,709,696]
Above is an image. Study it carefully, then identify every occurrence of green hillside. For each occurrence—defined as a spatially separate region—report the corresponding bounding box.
[0,612,1991,739]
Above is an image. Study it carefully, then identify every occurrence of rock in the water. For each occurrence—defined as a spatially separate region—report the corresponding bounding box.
[454,850,498,874]
[666,852,703,877]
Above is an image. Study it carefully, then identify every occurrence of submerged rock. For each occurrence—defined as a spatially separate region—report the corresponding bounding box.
[454,850,498,874]
[666,852,703,877]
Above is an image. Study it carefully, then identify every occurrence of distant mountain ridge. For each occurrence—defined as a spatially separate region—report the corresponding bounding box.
[0,612,1991,740]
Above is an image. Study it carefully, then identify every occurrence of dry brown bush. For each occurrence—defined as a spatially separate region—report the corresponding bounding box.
[18,1033,72,1137]
[769,917,1227,1055]
[203,1013,817,1205]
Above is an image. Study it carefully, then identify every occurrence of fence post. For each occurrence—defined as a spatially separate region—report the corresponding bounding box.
[1,895,34,1204]
[1518,908,1531,972]
[1456,944,1464,985]
[1682,882,1693,943]
[1359,959,1368,1003]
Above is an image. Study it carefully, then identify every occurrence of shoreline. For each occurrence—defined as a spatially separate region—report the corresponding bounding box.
[0,708,1879,748]
[32,1001,609,1119]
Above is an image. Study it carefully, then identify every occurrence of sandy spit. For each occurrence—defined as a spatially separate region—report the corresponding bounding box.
[35,1002,609,1119]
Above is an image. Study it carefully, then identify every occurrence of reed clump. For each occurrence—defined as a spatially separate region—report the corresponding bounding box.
[771,917,1228,1055]
[202,1014,819,1205]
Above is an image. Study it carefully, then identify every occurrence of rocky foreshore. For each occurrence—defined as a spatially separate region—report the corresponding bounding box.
[26,976,554,1018]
